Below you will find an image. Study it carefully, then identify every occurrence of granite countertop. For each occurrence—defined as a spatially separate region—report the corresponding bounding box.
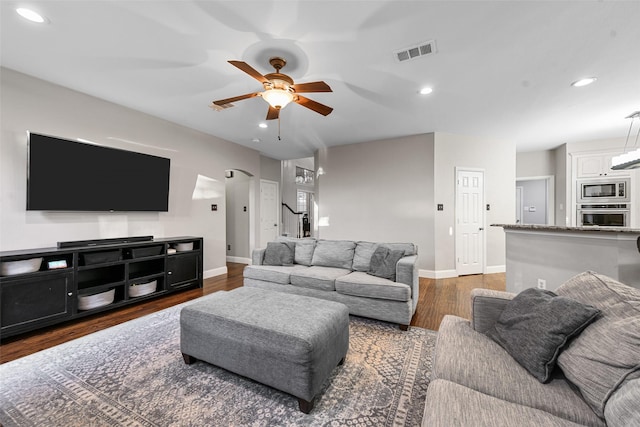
[491,224,640,234]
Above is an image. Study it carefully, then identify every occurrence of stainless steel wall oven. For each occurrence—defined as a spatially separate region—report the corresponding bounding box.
[578,204,629,227]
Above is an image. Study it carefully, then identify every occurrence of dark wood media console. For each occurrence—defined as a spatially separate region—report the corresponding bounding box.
[0,236,203,339]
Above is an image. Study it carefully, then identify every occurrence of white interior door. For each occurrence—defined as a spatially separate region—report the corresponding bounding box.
[260,180,279,247]
[456,169,485,275]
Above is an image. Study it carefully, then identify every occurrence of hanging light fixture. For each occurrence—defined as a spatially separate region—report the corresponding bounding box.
[611,111,640,170]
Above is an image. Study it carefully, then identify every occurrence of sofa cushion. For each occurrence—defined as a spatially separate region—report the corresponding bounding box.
[433,315,606,427]
[556,271,640,418]
[423,379,587,427]
[311,240,356,269]
[290,266,351,291]
[368,246,405,281]
[263,241,295,266]
[293,240,316,266]
[352,241,378,271]
[604,378,640,427]
[335,271,411,302]
[486,288,600,383]
[276,237,316,266]
[243,264,308,285]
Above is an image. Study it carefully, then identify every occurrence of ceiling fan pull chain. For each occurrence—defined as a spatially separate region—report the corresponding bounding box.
[278,115,282,141]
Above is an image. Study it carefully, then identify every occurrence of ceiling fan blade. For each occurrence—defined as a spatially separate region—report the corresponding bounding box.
[212,92,259,106]
[291,81,332,93]
[228,60,269,84]
[266,106,280,121]
[295,95,334,116]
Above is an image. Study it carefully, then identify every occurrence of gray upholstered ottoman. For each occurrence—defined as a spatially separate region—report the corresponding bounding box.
[180,287,350,413]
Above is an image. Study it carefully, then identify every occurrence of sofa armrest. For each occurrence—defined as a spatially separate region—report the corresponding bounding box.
[396,255,419,303]
[251,248,266,265]
[470,289,516,333]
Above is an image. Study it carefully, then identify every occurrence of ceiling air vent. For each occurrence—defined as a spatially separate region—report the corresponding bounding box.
[394,40,436,63]
[209,102,234,111]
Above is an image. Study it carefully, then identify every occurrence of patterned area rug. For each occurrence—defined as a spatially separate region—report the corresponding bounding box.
[0,297,436,427]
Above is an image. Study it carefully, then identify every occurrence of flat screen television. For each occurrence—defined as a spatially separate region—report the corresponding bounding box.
[27,132,170,212]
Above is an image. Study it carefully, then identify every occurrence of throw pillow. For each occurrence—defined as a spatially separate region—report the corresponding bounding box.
[352,242,379,272]
[486,288,600,383]
[368,246,405,281]
[263,242,295,266]
[310,240,357,269]
[294,240,316,266]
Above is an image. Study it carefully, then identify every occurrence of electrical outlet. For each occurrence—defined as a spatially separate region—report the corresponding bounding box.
[537,279,546,290]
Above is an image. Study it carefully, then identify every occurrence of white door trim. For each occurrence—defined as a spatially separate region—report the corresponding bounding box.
[515,175,555,225]
[455,167,486,275]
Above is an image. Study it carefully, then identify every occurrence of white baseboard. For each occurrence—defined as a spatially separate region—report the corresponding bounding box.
[204,266,227,279]
[419,269,458,279]
[419,266,504,279]
[486,265,506,274]
[226,256,251,264]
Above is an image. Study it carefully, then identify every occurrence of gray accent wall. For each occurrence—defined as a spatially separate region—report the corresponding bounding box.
[0,68,275,276]
[315,134,436,272]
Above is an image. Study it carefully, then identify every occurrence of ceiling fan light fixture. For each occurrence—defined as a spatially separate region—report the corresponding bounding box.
[262,88,294,110]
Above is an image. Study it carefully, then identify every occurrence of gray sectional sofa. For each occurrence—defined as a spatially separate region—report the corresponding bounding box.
[243,237,419,329]
[423,271,639,427]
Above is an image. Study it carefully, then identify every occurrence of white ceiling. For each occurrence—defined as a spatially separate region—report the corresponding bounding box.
[2,1,639,160]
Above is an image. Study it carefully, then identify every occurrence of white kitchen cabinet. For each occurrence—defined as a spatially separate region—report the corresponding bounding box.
[575,153,630,178]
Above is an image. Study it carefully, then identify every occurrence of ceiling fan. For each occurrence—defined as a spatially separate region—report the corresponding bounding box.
[211,57,333,121]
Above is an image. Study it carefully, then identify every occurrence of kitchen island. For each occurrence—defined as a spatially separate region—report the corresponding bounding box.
[493,224,640,292]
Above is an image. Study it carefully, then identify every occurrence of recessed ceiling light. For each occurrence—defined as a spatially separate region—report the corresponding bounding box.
[16,8,46,23]
[571,77,597,87]
[419,87,433,95]
[258,123,268,129]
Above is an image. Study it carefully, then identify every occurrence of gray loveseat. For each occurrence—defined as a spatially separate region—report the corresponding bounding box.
[243,237,419,329]
[423,271,639,427]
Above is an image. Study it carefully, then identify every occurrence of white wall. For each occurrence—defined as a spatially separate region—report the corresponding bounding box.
[555,144,569,225]
[433,133,516,274]
[516,150,556,177]
[0,68,270,277]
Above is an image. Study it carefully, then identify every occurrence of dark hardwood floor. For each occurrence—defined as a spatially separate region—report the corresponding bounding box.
[0,263,505,364]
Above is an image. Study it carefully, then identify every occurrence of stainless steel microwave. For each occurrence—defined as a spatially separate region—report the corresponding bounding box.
[577,178,630,203]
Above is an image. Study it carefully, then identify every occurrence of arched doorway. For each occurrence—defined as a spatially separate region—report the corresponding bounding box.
[225,169,253,264]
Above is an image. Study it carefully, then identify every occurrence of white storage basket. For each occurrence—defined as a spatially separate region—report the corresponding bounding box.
[129,280,157,298]
[78,289,115,311]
